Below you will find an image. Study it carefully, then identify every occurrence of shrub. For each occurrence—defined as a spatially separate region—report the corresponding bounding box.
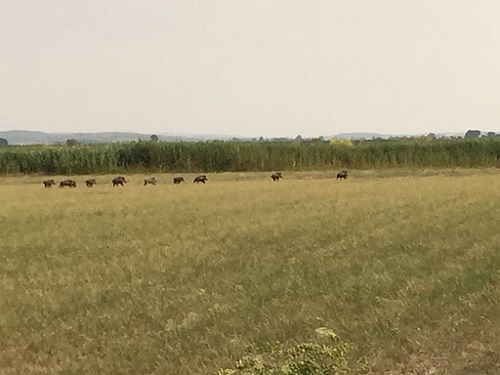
[215,328,366,375]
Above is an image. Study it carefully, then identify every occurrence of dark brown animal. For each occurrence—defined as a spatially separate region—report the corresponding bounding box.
[85,179,97,187]
[194,175,208,184]
[336,171,348,180]
[59,180,77,188]
[144,177,156,186]
[43,179,56,188]
[271,172,283,182]
[173,176,185,184]
[112,176,128,187]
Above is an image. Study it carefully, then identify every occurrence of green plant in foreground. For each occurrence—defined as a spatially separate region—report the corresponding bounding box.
[216,328,365,375]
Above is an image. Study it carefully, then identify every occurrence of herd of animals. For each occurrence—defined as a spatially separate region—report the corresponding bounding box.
[42,171,348,188]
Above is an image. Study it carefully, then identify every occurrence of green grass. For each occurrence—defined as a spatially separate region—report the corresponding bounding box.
[0,170,499,374]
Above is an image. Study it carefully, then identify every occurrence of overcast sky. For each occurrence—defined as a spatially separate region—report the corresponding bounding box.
[1,1,499,137]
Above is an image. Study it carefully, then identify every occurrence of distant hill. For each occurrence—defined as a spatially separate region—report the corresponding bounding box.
[0,130,482,145]
[329,132,466,140]
[329,132,392,140]
[0,130,235,145]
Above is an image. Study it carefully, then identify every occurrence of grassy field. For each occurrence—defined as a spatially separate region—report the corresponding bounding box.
[1,170,499,374]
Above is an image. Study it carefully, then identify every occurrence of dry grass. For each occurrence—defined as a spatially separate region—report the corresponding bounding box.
[0,170,499,374]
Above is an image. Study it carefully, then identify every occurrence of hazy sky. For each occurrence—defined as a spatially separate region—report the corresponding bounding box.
[1,1,499,137]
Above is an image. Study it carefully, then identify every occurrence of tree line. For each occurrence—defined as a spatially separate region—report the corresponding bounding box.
[1,138,500,175]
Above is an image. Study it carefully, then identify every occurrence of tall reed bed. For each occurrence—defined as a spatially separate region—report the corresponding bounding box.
[1,138,500,175]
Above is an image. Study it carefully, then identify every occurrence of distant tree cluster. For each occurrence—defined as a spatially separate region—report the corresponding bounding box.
[66,139,80,146]
[465,130,481,139]
[0,138,8,147]
[464,130,500,139]
[426,133,436,140]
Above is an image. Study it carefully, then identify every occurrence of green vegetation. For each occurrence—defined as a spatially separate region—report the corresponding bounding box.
[217,328,360,375]
[1,171,499,374]
[2,138,500,175]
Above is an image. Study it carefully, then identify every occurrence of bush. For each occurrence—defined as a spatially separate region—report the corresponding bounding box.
[216,328,366,375]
